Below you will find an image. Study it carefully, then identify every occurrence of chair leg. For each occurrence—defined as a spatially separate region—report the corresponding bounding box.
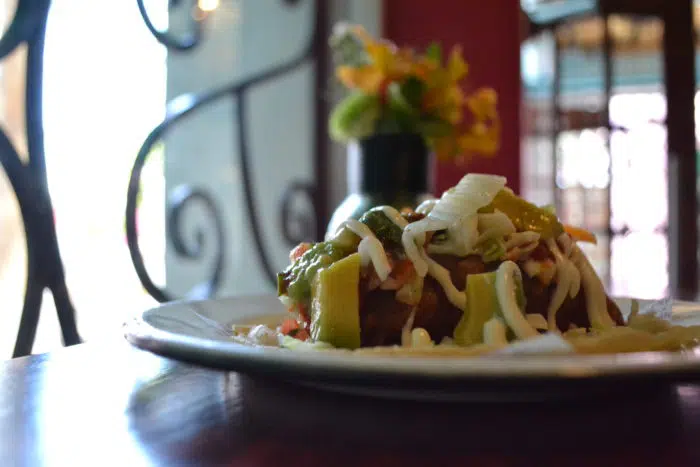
[51,281,81,347]
[12,271,44,358]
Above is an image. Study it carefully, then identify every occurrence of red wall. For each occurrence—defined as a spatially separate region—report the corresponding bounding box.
[383,0,521,194]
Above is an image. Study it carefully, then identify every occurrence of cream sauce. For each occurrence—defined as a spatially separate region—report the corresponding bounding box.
[571,245,615,329]
[344,219,392,281]
[400,309,416,347]
[415,198,437,215]
[379,205,408,229]
[401,174,506,279]
[425,256,467,310]
[495,261,539,339]
[546,238,574,330]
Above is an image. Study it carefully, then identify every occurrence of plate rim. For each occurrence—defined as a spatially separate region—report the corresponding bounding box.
[123,295,700,383]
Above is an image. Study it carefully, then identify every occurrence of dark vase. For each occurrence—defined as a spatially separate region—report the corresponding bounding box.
[326,133,433,238]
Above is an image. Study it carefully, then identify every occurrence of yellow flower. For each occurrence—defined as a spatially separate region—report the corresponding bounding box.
[461,87,500,154]
[432,88,500,161]
[336,25,414,95]
[336,66,385,94]
[420,46,469,125]
[330,23,501,161]
[446,46,468,82]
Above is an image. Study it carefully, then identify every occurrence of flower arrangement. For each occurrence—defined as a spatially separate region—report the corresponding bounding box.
[329,24,501,163]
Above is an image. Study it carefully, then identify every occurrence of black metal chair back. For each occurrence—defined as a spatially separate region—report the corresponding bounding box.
[0,0,326,357]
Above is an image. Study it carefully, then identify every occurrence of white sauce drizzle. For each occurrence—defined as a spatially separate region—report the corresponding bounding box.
[402,219,443,277]
[344,219,392,281]
[495,261,539,339]
[401,309,416,347]
[570,245,615,329]
[546,238,575,330]
[402,174,506,279]
[425,256,467,310]
[379,205,408,229]
[415,198,437,215]
[557,232,573,257]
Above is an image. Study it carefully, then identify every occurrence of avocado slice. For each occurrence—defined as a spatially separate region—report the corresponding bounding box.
[453,267,529,346]
[310,252,362,349]
[453,271,500,346]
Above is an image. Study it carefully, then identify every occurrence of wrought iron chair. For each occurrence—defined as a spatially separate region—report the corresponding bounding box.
[0,0,80,358]
[1,0,327,357]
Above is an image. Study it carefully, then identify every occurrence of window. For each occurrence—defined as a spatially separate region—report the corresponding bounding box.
[0,1,166,356]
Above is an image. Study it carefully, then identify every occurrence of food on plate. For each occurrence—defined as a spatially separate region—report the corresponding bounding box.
[234,174,700,356]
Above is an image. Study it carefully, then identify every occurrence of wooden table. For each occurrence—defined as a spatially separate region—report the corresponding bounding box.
[2,342,700,466]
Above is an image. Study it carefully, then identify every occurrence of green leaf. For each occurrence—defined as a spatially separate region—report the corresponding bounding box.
[416,118,453,138]
[400,76,425,108]
[329,92,381,141]
[426,42,442,64]
[387,82,420,117]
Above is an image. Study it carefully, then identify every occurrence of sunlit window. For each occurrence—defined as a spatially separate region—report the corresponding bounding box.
[0,1,167,356]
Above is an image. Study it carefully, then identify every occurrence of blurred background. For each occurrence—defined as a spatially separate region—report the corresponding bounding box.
[0,0,696,357]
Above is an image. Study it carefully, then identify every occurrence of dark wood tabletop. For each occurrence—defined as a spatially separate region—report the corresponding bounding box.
[2,341,700,466]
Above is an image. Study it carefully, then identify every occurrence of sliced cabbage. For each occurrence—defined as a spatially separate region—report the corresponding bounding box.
[472,237,506,262]
[403,174,507,276]
[477,211,516,240]
[415,198,437,215]
[428,174,507,224]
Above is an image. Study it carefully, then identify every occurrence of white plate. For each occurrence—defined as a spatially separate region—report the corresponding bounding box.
[124,295,700,402]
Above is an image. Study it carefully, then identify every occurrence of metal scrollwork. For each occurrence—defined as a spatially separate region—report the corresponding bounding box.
[166,185,225,300]
[136,0,205,51]
[129,0,324,302]
[280,181,317,246]
[0,0,81,357]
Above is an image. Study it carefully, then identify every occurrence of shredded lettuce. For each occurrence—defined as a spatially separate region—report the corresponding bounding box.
[473,237,505,262]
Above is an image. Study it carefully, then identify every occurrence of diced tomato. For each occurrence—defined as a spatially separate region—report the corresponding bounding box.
[390,259,415,285]
[290,242,311,262]
[280,318,300,335]
[294,329,310,341]
[288,302,310,326]
[279,318,310,341]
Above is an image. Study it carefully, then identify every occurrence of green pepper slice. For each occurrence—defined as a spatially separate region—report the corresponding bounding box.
[485,189,563,239]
